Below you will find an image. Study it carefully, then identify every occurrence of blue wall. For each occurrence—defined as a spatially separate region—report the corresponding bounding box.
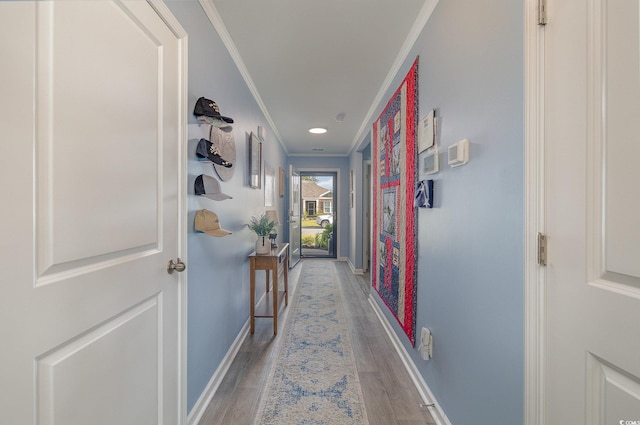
[165,2,288,412]
[353,0,524,424]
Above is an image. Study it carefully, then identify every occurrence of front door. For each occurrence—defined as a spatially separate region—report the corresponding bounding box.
[306,201,317,217]
[300,172,337,259]
[544,0,640,423]
[0,2,185,424]
[289,165,301,268]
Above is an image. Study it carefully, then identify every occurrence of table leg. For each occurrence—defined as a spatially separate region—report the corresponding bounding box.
[284,255,289,306]
[265,269,270,293]
[250,261,256,335]
[273,267,278,335]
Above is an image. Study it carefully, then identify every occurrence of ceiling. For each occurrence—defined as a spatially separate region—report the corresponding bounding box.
[207,0,433,156]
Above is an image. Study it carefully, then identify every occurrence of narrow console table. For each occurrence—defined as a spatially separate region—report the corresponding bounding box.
[249,243,289,335]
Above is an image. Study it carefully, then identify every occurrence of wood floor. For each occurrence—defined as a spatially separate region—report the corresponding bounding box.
[197,259,435,425]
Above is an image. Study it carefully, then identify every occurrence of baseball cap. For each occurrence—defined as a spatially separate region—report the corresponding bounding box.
[194,174,232,201]
[196,115,233,131]
[194,209,232,237]
[209,126,236,182]
[193,97,234,123]
[196,138,233,168]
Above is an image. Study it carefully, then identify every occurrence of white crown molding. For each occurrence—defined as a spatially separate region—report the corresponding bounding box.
[349,0,439,155]
[198,0,288,155]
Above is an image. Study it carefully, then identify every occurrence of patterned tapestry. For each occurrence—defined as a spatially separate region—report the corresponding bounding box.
[372,58,418,345]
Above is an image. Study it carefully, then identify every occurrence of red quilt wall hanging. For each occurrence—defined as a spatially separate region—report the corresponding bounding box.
[372,58,418,345]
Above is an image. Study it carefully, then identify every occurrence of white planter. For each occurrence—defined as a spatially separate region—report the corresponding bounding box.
[255,236,270,254]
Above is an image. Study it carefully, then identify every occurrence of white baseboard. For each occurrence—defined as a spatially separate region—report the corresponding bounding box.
[368,295,452,425]
[187,320,250,425]
[346,258,364,275]
[186,279,300,425]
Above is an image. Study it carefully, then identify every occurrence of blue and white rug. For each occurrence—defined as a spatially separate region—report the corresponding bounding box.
[254,260,369,425]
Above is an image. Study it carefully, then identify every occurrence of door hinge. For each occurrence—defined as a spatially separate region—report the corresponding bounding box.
[537,233,547,266]
[538,0,547,25]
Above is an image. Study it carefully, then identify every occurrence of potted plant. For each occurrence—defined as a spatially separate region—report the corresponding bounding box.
[248,212,276,254]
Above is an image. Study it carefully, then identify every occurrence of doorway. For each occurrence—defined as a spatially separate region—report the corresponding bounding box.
[362,161,371,274]
[0,3,186,423]
[526,0,640,422]
[300,172,337,258]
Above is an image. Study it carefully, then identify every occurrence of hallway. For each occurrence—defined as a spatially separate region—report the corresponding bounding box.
[196,260,435,425]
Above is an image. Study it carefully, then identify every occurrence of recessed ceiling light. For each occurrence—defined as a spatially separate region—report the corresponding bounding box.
[309,127,327,134]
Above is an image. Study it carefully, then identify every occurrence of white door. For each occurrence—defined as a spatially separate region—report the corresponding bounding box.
[363,161,371,273]
[544,0,640,423]
[289,165,301,268]
[0,2,186,424]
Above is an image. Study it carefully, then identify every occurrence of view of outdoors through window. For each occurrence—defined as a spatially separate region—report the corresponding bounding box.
[300,173,336,258]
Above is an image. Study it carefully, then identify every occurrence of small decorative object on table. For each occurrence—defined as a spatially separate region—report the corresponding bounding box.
[265,210,280,248]
[248,212,277,254]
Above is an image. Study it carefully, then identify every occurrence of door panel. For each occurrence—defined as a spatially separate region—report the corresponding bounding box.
[37,298,160,425]
[586,354,640,424]
[603,0,640,280]
[289,165,301,268]
[36,1,162,281]
[0,2,185,424]
[545,0,640,422]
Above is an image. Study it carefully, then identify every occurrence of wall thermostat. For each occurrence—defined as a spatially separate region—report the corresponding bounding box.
[448,139,469,167]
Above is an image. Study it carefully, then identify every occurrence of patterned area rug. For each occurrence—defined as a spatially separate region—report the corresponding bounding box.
[254,260,369,425]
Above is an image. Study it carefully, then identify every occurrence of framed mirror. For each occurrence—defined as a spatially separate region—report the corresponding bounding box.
[249,132,262,188]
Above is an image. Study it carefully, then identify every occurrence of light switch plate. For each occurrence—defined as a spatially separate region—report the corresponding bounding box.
[419,327,432,360]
